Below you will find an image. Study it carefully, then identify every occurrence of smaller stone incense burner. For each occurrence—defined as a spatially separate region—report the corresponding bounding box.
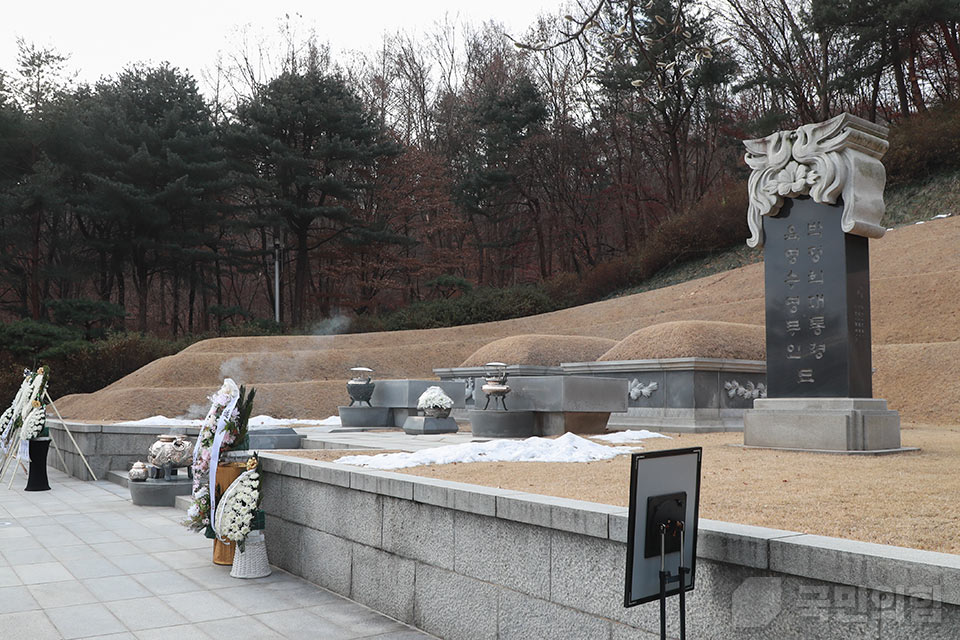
[347,367,376,407]
[481,362,511,411]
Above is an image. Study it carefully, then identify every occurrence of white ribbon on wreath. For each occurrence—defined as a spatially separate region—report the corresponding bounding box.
[206,379,240,519]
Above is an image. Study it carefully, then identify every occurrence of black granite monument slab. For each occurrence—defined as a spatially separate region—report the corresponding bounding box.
[762,197,872,398]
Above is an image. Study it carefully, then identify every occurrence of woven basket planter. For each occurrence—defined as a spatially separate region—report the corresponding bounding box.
[231,530,271,579]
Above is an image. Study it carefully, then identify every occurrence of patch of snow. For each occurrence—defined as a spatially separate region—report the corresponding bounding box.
[113,415,201,426]
[591,430,671,444]
[112,414,340,427]
[334,432,637,470]
[933,213,952,219]
[915,221,925,224]
[248,415,341,427]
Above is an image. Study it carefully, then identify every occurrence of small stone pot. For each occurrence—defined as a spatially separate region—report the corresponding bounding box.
[129,461,149,482]
[423,406,451,419]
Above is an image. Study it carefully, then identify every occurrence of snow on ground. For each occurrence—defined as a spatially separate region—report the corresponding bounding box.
[334,432,639,470]
[112,416,201,427]
[590,430,671,444]
[113,414,341,427]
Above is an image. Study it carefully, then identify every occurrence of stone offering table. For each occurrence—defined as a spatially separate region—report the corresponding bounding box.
[344,379,466,429]
[434,365,563,409]
[470,375,628,436]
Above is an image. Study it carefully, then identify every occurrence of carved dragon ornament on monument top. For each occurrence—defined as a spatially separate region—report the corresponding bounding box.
[744,113,890,248]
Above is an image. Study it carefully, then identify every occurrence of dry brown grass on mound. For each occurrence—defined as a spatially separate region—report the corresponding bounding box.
[599,321,765,361]
[105,339,489,389]
[873,342,960,423]
[54,380,351,422]
[459,335,617,367]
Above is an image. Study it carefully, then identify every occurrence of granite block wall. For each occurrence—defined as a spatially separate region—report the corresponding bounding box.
[259,452,959,639]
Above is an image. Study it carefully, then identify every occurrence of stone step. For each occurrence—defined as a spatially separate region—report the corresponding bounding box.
[301,438,385,450]
[174,494,192,512]
[106,469,130,488]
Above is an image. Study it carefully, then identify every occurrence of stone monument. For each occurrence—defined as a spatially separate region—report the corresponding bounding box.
[741,113,907,453]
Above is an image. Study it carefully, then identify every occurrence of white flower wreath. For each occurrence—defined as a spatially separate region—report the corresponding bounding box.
[19,407,46,441]
[1,368,48,452]
[213,466,262,550]
[417,386,454,410]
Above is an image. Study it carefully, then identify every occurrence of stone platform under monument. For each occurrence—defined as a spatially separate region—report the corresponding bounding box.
[743,397,913,454]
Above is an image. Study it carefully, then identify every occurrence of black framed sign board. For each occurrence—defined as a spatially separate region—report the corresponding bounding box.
[624,447,702,608]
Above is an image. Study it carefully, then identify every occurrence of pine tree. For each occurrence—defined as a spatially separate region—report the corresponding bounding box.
[77,64,226,332]
[230,65,396,326]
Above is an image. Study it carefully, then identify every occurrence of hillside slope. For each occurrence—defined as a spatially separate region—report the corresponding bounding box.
[55,215,960,423]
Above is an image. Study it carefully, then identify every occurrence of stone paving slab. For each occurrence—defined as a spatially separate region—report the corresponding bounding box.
[0,467,434,639]
[295,428,475,452]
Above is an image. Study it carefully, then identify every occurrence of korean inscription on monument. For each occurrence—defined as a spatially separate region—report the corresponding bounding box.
[745,114,887,399]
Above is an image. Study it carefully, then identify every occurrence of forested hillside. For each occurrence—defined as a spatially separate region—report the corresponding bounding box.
[0,0,957,340]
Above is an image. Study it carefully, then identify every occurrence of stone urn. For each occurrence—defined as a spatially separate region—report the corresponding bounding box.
[481,362,511,411]
[129,460,149,482]
[147,434,193,469]
[347,367,376,407]
[424,406,452,419]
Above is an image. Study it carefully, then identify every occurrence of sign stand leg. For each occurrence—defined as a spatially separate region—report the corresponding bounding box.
[678,526,687,640]
[658,569,667,640]
[659,526,668,640]
[657,523,689,640]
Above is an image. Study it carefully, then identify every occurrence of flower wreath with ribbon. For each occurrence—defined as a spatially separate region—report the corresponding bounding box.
[0,367,50,462]
[213,454,265,552]
[183,378,256,534]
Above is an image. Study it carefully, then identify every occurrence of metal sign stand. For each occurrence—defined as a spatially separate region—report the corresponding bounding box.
[657,522,689,640]
[624,447,702,640]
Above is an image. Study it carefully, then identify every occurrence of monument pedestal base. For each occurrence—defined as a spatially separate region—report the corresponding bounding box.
[744,398,913,454]
[402,416,459,435]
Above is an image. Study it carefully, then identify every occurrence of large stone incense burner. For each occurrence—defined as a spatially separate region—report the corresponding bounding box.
[346,367,376,407]
[741,113,908,453]
[147,434,192,474]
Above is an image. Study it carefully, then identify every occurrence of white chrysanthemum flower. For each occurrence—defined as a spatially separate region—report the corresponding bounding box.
[213,465,262,544]
[19,407,45,441]
[417,386,454,410]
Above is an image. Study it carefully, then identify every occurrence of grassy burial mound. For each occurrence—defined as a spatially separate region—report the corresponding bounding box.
[459,335,617,367]
[53,215,960,424]
[598,321,765,361]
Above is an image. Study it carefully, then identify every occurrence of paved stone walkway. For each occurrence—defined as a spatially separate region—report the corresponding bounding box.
[295,427,474,451]
[0,467,433,640]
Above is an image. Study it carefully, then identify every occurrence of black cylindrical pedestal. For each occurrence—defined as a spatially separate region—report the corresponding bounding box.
[25,438,51,491]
